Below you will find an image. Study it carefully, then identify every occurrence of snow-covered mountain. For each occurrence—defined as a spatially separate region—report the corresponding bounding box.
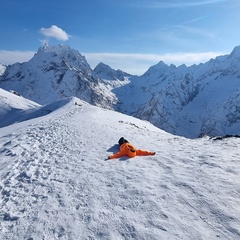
[96,49,240,138]
[0,89,239,239]
[0,44,113,108]
[130,53,240,138]
[94,62,132,81]
[1,44,240,138]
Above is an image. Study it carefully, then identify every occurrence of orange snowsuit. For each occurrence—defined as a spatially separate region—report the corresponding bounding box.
[108,142,155,159]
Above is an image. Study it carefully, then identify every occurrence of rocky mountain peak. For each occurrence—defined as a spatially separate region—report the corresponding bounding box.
[0,44,105,105]
[30,44,92,74]
[142,61,176,77]
[94,62,132,80]
[229,45,240,58]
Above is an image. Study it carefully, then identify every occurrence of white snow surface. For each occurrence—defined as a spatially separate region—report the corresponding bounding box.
[0,91,240,240]
[0,88,41,128]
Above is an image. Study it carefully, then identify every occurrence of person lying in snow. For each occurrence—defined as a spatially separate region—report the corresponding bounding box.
[108,137,156,159]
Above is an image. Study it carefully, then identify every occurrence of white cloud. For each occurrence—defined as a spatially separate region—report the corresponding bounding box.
[0,50,35,65]
[141,0,226,9]
[40,25,69,41]
[84,51,224,75]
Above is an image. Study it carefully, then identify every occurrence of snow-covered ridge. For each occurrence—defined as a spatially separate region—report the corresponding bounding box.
[0,87,84,129]
[0,88,40,128]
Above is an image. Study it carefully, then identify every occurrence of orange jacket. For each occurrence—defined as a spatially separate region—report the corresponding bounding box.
[108,142,155,159]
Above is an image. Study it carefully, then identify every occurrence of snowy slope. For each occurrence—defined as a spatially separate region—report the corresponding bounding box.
[0,88,41,128]
[0,95,240,239]
[0,88,72,129]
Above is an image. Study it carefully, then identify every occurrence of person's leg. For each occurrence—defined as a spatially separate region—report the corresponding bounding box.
[136,149,155,156]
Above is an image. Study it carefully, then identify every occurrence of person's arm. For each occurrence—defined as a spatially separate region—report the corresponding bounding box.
[108,151,125,159]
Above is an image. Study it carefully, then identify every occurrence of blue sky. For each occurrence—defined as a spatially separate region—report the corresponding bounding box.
[1,0,240,74]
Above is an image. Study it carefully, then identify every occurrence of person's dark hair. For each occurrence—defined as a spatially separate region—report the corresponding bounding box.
[118,137,129,146]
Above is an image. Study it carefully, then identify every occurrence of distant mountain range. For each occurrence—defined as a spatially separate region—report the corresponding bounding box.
[1,44,240,138]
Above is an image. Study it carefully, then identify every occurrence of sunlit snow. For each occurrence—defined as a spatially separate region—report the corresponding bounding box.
[0,88,239,239]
